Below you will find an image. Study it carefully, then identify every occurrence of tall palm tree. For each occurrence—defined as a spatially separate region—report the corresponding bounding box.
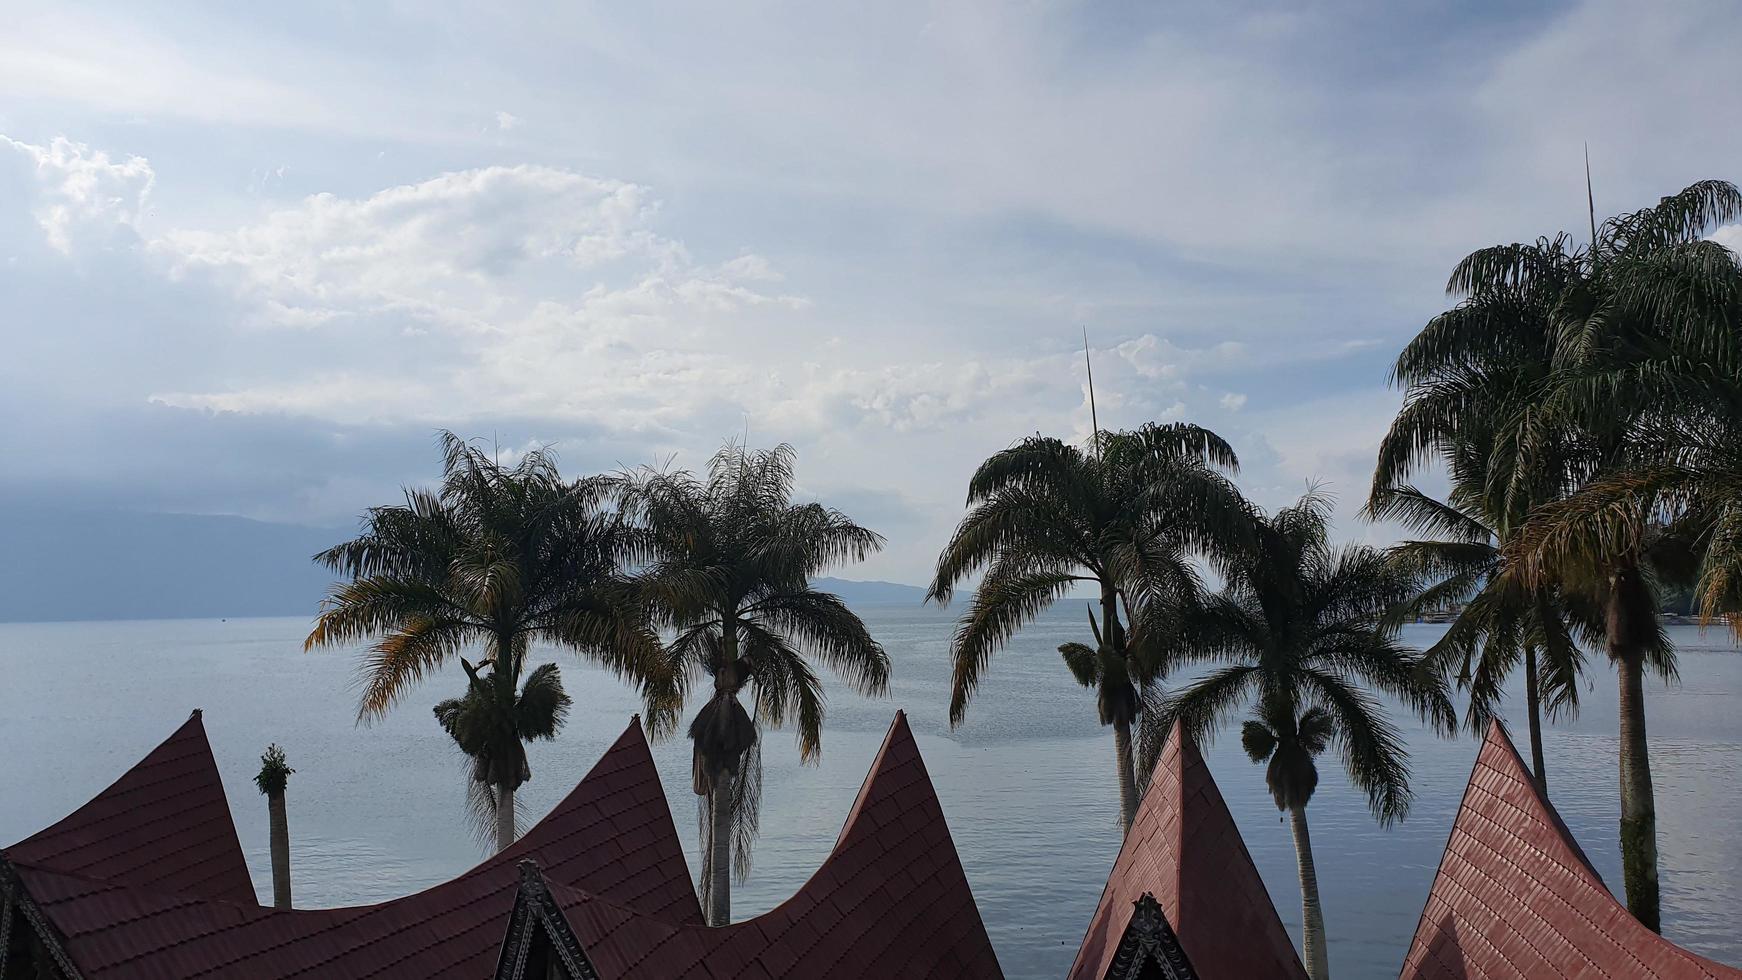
[1369,485,1595,797]
[1159,491,1455,980]
[307,432,670,853]
[1461,180,1740,930]
[254,744,294,909]
[434,658,572,850]
[928,423,1250,834]
[625,443,890,927]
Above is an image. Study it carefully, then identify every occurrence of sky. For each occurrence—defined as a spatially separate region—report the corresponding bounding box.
[2,0,1739,585]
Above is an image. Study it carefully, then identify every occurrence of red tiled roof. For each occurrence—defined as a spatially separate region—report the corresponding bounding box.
[1398,721,1742,980]
[547,710,1005,979]
[5,710,258,905]
[1069,720,1307,980]
[4,710,996,979]
[4,714,700,979]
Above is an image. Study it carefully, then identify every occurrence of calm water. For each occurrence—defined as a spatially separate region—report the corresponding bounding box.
[1,608,1739,979]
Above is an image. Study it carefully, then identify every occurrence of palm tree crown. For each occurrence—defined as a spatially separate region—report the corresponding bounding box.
[1157,490,1453,980]
[928,422,1249,833]
[626,442,889,926]
[1390,179,1741,931]
[1161,490,1455,823]
[306,432,668,850]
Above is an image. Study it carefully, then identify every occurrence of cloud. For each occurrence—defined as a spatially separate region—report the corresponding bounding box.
[1,135,154,253]
[7,0,1741,582]
[1714,224,1742,256]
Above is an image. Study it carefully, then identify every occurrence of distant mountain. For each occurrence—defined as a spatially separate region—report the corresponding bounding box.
[0,506,342,623]
[0,507,931,624]
[811,576,928,605]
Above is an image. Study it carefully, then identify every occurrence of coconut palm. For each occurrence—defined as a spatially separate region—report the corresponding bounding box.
[306,432,670,853]
[1369,485,1595,797]
[928,423,1250,834]
[625,443,890,927]
[1158,491,1455,980]
[1370,179,1741,930]
[1457,180,1741,930]
[434,658,572,851]
[1367,225,1597,798]
[254,744,294,909]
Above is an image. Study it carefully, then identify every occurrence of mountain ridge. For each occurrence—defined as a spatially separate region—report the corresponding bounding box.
[0,506,928,623]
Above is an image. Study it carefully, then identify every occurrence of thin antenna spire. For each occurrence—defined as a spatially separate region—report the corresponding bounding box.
[1584,142,1598,252]
[1083,327,1101,460]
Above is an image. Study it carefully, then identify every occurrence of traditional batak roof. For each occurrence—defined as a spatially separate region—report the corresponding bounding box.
[2,713,700,979]
[516,710,1004,979]
[1398,721,1742,980]
[2,709,1001,980]
[6,711,256,905]
[1068,720,1307,980]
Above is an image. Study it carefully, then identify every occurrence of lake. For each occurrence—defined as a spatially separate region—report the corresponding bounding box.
[1,608,1738,979]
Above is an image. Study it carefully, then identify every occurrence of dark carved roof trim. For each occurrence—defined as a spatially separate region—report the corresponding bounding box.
[495,861,600,980]
[1,860,85,980]
[1105,892,1198,980]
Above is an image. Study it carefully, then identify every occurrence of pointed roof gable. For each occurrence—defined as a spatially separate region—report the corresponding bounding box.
[1070,721,1306,980]
[502,714,703,925]
[3,714,700,979]
[1103,893,1200,980]
[1399,722,1742,980]
[549,710,1005,979]
[495,862,602,980]
[5,710,257,905]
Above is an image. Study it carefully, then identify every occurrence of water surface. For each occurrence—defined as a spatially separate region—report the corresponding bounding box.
[1,608,1737,978]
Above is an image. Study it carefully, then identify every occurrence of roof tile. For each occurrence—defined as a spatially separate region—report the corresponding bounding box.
[1397,722,1742,980]
[1067,720,1307,980]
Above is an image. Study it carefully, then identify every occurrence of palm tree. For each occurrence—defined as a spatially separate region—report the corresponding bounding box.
[625,443,890,927]
[1459,180,1740,929]
[1369,485,1595,797]
[434,658,571,850]
[1159,491,1454,980]
[928,423,1249,834]
[307,432,670,853]
[254,744,294,909]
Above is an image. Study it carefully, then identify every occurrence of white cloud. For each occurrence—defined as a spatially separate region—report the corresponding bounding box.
[8,0,1741,581]
[2,135,154,253]
[1713,224,1742,255]
[1115,334,1247,381]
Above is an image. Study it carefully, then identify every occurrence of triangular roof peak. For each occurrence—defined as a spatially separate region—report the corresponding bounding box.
[1070,719,1306,980]
[5,710,256,905]
[1399,721,1742,979]
[500,713,702,924]
[544,709,1004,979]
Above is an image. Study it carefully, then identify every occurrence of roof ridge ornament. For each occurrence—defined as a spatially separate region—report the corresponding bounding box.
[1104,892,1198,980]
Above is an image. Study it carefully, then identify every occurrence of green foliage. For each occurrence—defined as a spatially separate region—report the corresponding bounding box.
[307,431,671,724]
[308,432,670,848]
[625,442,889,888]
[254,743,293,797]
[928,422,1250,727]
[1155,492,1454,826]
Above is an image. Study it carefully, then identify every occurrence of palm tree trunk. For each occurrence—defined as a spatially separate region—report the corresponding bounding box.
[1289,803,1330,980]
[1616,650,1660,931]
[268,791,291,908]
[1112,719,1138,835]
[707,769,734,926]
[1523,644,1548,797]
[496,782,516,853]
[1610,567,1660,932]
[1099,579,1140,835]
